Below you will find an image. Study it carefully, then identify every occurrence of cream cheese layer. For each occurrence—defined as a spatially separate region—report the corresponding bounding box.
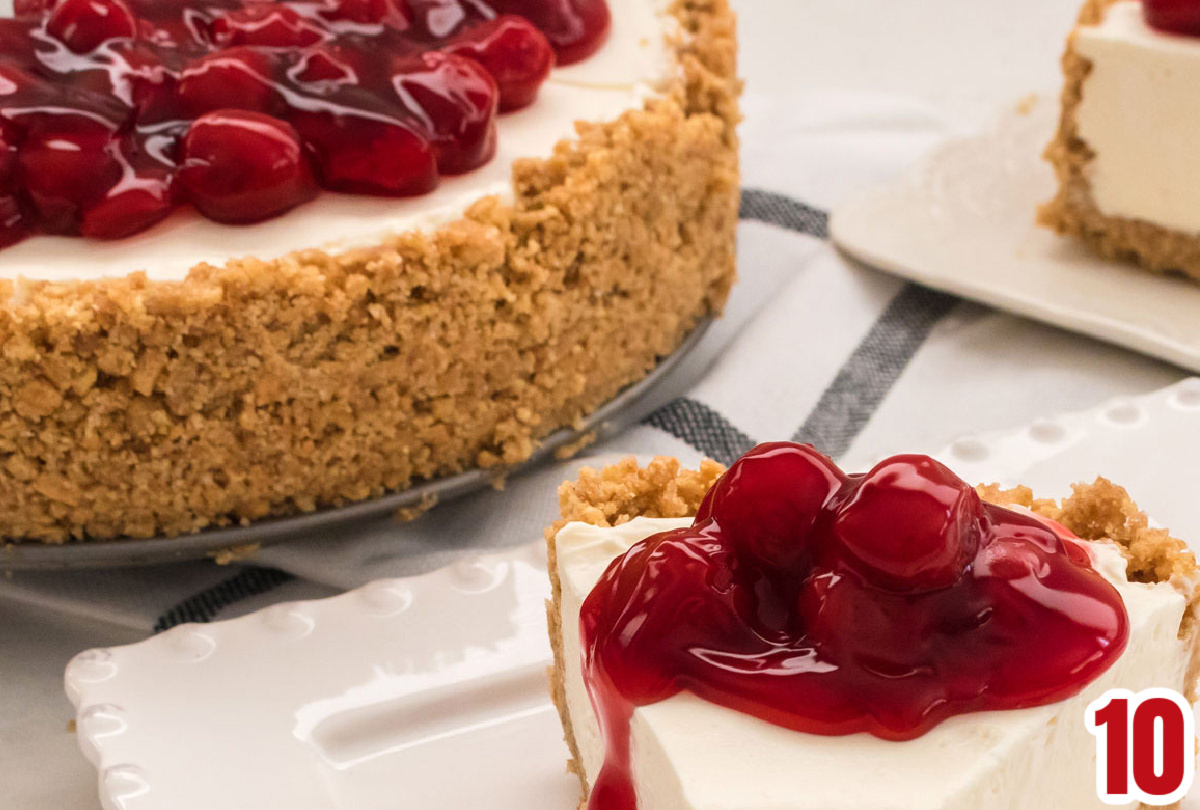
[1075,1,1200,234]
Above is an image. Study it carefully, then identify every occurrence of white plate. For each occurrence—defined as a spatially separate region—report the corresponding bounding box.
[830,95,1200,374]
[66,379,1200,810]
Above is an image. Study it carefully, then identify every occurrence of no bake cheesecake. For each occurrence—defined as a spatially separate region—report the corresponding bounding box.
[0,0,738,542]
[1042,0,1200,279]
[546,448,1200,810]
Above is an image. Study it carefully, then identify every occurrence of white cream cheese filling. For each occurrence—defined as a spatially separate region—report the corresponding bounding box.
[0,0,677,281]
[1074,0,1200,235]
[556,516,1192,810]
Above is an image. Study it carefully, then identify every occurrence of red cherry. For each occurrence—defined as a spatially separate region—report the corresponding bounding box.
[582,526,759,698]
[133,15,204,49]
[14,0,55,18]
[488,0,609,65]
[0,195,28,248]
[696,442,844,573]
[974,505,1093,579]
[289,45,360,86]
[0,63,68,130]
[4,56,129,129]
[407,0,473,38]
[798,571,913,662]
[81,176,174,238]
[177,47,279,116]
[178,110,316,223]
[0,20,45,68]
[1144,0,1200,36]
[211,5,329,49]
[46,0,138,54]
[291,105,437,195]
[78,134,175,239]
[122,0,203,17]
[445,15,553,112]
[0,63,30,101]
[0,131,17,193]
[392,50,496,174]
[99,41,180,122]
[833,455,981,592]
[0,129,25,246]
[975,537,1045,582]
[320,0,411,27]
[17,118,122,233]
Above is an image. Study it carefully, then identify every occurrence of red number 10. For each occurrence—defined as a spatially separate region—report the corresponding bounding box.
[1086,688,1195,805]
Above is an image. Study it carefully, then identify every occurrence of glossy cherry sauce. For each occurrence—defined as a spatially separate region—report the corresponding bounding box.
[579,444,1130,810]
[1144,0,1200,35]
[0,0,609,247]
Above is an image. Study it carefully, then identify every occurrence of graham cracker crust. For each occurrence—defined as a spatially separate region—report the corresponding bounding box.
[0,0,740,543]
[545,457,1200,809]
[1039,0,1200,281]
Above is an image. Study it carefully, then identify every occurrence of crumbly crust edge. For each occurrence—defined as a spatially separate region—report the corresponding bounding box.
[1038,0,1200,280]
[0,0,741,542]
[544,456,725,806]
[545,456,1200,807]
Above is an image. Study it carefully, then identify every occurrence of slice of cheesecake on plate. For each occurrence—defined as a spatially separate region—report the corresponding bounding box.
[546,447,1200,810]
[1041,0,1200,280]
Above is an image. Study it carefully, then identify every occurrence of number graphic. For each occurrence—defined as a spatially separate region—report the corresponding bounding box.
[1092,695,1130,796]
[1086,688,1195,806]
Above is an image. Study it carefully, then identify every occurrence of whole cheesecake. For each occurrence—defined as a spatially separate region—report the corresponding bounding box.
[0,0,739,542]
[546,449,1200,810]
[1041,0,1200,279]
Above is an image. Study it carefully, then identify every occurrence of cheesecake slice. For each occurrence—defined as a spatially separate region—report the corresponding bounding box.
[546,453,1200,810]
[1041,0,1200,279]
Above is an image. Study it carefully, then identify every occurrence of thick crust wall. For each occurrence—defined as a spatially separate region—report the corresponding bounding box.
[0,0,740,542]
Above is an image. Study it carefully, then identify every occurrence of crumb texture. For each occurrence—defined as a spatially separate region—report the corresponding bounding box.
[1040,0,1200,280]
[978,478,1197,585]
[549,455,726,535]
[1,0,740,543]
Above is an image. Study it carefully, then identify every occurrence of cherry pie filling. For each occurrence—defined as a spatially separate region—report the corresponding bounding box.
[0,0,610,247]
[1143,0,1200,35]
[579,444,1130,810]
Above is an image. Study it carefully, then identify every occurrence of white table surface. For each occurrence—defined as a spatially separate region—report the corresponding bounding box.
[3,1,1188,808]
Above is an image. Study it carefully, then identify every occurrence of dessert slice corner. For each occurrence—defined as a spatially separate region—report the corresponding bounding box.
[1039,0,1200,279]
[544,456,1200,809]
[544,455,726,803]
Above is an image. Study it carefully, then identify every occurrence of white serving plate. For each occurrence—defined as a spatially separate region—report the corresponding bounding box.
[830,95,1200,374]
[66,379,1200,810]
